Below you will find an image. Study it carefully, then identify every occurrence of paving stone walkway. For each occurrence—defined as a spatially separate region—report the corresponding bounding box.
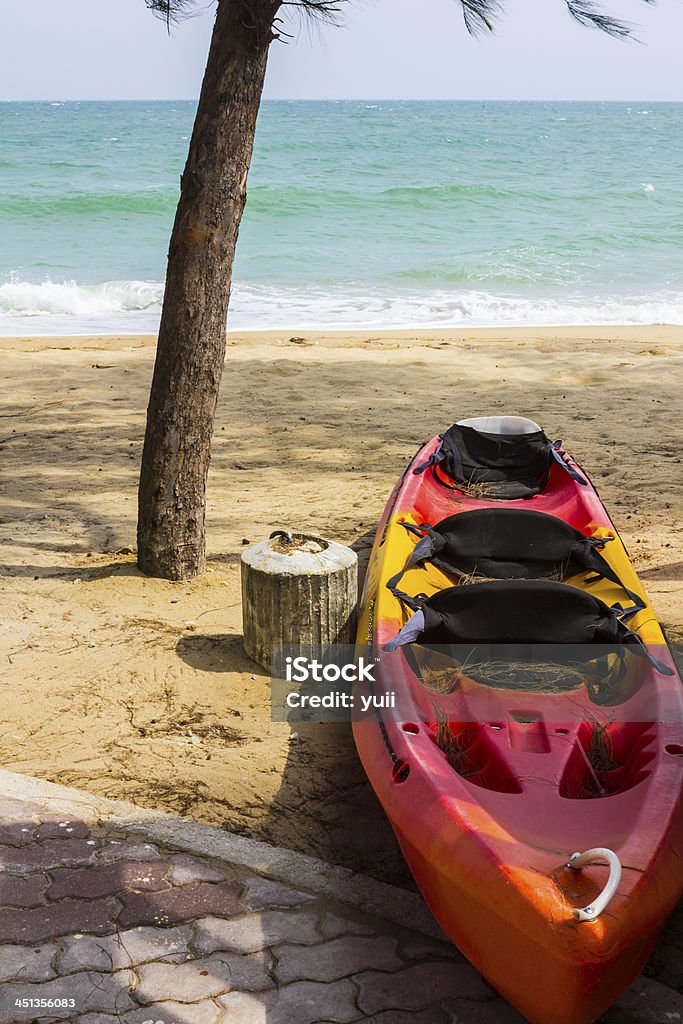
[0,789,680,1024]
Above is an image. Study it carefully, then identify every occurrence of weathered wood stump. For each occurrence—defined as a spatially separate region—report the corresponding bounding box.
[241,531,358,672]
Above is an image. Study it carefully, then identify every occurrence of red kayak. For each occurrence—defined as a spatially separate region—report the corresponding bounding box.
[354,416,683,1024]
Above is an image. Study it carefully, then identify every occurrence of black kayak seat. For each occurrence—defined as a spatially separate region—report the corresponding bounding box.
[415,416,586,498]
[385,579,673,697]
[394,579,624,647]
[387,508,644,616]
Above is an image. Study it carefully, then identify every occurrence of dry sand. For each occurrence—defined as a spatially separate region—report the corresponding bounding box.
[1,325,682,889]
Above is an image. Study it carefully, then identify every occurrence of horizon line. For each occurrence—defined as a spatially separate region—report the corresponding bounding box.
[2,96,683,104]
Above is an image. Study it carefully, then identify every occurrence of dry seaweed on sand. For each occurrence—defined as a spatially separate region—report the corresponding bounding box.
[138,778,210,816]
[456,480,499,499]
[440,468,502,500]
[586,718,620,774]
[585,716,622,778]
[417,648,584,694]
[416,647,469,694]
[454,569,498,586]
[417,644,622,697]
[573,716,622,799]
[478,654,624,697]
[433,703,480,779]
[455,566,564,586]
[464,659,586,692]
[420,664,465,694]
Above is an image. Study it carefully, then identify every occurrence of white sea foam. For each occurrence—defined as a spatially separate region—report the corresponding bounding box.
[1,278,683,336]
[0,279,164,318]
[227,284,683,331]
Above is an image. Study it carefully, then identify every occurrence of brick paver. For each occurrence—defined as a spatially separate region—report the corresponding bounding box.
[0,895,121,944]
[0,793,677,1024]
[439,997,528,1024]
[0,823,36,848]
[118,879,244,929]
[166,852,226,885]
[217,979,360,1024]
[98,839,161,863]
[356,961,495,1016]
[57,924,193,973]
[0,871,48,907]
[0,942,56,984]
[242,874,317,911]
[78,1001,224,1023]
[194,909,321,955]
[0,969,137,1023]
[273,934,404,984]
[135,950,274,1003]
[48,860,171,900]
[0,837,100,873]
[33,818,91,842]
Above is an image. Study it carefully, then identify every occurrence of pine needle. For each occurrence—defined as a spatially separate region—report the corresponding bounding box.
[434,704,480,778]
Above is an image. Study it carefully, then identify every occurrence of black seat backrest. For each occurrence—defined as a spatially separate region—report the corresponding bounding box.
[420,508,598,578]
[418,580,621,646]
[415,421,587,498]
[437,423,554,498]
[388,509,644,615]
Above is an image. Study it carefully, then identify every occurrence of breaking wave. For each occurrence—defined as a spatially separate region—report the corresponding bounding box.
[0,279,164,318]
[2,278,683,336]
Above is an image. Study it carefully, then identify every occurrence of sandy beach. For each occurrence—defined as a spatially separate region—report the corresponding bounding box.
[1,324,682,888]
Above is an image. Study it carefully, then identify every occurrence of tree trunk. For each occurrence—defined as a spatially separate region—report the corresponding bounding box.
[137,0,279,580]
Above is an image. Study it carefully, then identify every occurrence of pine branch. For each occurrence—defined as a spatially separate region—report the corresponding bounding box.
[460,0,503,35]
[145,0,655,38]
[145,0,198,28]
[282,0,346,17]
[460,0,650,37]
[565,0,632,38]
[146,0,347,18]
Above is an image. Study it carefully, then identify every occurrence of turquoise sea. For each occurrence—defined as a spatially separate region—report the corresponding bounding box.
[1,99,683,334]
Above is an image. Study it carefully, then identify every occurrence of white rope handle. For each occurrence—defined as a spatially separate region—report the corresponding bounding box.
[566,847,622,922]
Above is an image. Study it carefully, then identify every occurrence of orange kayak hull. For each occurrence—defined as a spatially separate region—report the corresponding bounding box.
[354,434,683,1024]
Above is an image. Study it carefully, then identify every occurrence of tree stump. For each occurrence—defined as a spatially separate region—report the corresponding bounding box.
[241,532,358,672]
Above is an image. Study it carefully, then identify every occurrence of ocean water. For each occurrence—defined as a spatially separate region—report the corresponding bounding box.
[2,99,683,335]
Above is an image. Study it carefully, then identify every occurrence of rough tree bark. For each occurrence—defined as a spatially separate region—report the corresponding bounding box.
[137,0,280,580]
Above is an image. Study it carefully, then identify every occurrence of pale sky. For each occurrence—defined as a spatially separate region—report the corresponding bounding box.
[1,0,682,102]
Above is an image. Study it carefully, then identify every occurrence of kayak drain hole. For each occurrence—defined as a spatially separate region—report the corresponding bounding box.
[402,723,419,734]
[665,744,683,757]
[393,761,410,783]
